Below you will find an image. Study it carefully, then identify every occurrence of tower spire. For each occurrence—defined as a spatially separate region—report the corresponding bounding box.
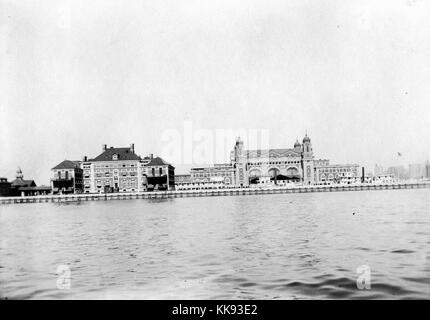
[16,167,23,180]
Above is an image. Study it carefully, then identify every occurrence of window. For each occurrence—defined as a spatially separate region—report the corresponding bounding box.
[112,154,118,160]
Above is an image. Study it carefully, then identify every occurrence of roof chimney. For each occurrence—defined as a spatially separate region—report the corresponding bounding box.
[150,153,153,160]
[130,143,135,153]
[103,144,107,151]
[83,155,88,162]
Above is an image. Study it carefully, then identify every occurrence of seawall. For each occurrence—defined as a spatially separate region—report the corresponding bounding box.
[1,182,430,205]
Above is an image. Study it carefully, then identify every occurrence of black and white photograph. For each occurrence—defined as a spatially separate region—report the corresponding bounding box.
[1,0,430,305]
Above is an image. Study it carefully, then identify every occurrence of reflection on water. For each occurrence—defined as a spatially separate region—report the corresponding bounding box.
[0,189,429,299]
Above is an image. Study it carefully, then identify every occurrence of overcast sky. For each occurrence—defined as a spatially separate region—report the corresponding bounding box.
[1,0,430,184]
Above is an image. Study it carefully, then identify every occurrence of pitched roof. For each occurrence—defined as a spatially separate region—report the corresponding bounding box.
[90,147,142,162]
[18,186,51,191]
[52,160,81,170]
[146,156,171,166]
[11,179,36,187]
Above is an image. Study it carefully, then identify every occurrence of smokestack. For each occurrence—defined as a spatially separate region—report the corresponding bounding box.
[362,167,365,183]
[150,153,153,160]
[103,144,107,152]
[130,143,135,153]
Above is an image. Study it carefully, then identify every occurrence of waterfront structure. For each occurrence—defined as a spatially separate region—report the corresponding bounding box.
[51,160,84,194]
[371,174,396,184]
[230,134,318,187]
[175,174,191,184]
[11,168,36,195]
[81,144,175,193]
[182,134,362,188]
[226,134,363,187]
[145,156,175,191]
[9,168,51,196]
[175,171,238,191]
[313,163,361,184]
[0,177,11,196]
[191,164,235,185]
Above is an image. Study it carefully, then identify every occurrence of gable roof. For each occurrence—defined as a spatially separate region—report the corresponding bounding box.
[90,147,142,162]
[52,160,81,170]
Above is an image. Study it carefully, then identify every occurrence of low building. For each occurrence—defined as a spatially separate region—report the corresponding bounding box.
[175,174,191,184]
[372,174,396,184]
[0,177,11,196]
[9,168,51,196]
[51,160,84,194]
[314,163,361,184]
[190,163,235,186]
[174,174,191,190]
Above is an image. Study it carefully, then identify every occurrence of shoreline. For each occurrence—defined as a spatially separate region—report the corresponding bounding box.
[1,182,430,205]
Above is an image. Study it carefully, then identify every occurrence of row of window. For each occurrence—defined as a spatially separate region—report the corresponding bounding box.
[94,168,137,173]
[95,163,138,169]
[192,172,232,178]
[319,168,357,173]
[248,161,300,166]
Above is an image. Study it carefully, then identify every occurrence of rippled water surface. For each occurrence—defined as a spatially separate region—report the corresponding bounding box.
[1,189,429,299]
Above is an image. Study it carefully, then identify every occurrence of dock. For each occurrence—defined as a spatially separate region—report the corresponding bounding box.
[1,182,430,205]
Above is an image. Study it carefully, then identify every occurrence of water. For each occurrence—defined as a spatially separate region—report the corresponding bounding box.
[1,189,429,299]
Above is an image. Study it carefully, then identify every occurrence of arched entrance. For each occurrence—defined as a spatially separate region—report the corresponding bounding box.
[268,168,281,185]
[249,168,262,184]
[285,166,301,182]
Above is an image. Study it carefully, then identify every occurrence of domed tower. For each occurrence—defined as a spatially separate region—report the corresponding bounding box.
[302,133,313,157]
[231,137,248,187]
[301,133,314,185]
[234,137,244,160]
[294,139,301,152]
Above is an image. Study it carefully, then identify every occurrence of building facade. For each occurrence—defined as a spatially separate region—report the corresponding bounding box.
[190,163,235,185]
[145,156,175,191]
[203,134,362,187]
[313,163,361,184]
[0,177,11,196]
[81,144,174,193]
[51,160,84,194]
[230,134,315,187]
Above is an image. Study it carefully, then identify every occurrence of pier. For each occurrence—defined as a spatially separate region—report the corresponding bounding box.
[1,182,430,205]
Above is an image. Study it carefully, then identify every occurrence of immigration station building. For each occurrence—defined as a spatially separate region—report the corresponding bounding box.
[180,134,361,189]
[231,134,316,187]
